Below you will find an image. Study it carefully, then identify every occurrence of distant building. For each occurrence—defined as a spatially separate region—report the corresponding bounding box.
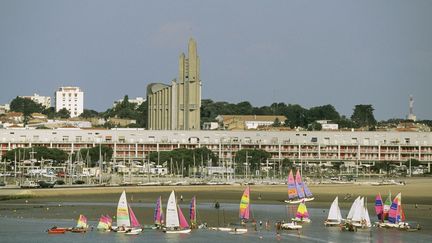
[215,115,287,130]
[203,122,219,130]
[0,104,9,114]
[147,38,201,130]
[55,86,84,118]
[113,97,146,108]
[316,120,339,130]
[19,93,51,108]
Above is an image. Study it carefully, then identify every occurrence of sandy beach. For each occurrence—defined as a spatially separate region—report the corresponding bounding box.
[1,177,431,228]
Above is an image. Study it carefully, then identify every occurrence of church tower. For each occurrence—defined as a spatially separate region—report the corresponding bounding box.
[147,38,201,130]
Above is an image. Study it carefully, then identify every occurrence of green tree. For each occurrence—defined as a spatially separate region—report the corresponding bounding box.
[308,121,322,131]
[272,118,281,127]
[57,108,71,119]
[42,107,56,119]
[5,147,68,163]
[284,104,308,128]
[79,145,113,167]
[79,109,100,118]
[235,149,271,173]
[9,96,45,124]
[351,104,377,128]
[307,104,340,122]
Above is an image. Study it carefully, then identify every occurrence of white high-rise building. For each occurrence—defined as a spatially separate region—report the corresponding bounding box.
[20,93,51,108]
[55,86,84,118]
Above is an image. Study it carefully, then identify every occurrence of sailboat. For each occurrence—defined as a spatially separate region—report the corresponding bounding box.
[153,196,164,229]
[281,205,303,230]
[378,192,409,229]
[285,170,314,204]
[71,214,89,233]
[324,196,343,226]
[350,197,372,229]
[164,190,191,233]
[375,193,384,223]
[97,215,112,231]
[383,192,392,221]
[112,190,143,234]
[230,186,250,234]
[292,200,311,223]
[190,196,198,229]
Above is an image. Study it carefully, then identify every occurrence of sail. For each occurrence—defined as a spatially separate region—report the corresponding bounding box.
[375,193,384,221]
[383,192,392,220]
[154,196,163,225]
[388,193,401,224]
[239,186,250,220]
[97,215,110,230]
[117,191,130,227]
[303,182,313,198]
[295,201,309,219]
[327,196,342,222]
[76,214,88,228]
[166,191,180,228]
[347,196,360,220]
[178,205,190,229]
[364,206,372,227]
[287,170,297,199]
[128,206,141,228]
[106,215,113,227]
[295,170,305,199]
[190,196,197,225]
[352,197,364,222]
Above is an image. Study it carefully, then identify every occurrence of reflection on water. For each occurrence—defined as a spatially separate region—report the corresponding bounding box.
[0,203,431,243]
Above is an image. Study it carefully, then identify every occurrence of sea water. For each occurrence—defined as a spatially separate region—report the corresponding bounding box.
[0,203,431,243]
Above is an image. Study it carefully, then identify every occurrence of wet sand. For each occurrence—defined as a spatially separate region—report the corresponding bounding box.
[1,178,431,227]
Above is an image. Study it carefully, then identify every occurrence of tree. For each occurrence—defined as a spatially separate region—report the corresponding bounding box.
[5,147,68,163]
[307,104,340,122]
[57,108,71,119]
[42,107,56,119]
[9,96,45,124]
[79,145,113,167]
[351,104,377,128]
[235,149,271,173]
[284,104,308,128]
[79,109,100,118]
[272,118,281,127]
[308,122,322,131]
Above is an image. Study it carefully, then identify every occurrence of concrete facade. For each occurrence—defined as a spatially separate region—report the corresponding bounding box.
[20,93,51,108]
[147,38,201,130]
[1,129,431,166]
[55,86,84,117]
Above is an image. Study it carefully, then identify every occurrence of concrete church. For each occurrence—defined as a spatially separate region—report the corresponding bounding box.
[147,38,201,130]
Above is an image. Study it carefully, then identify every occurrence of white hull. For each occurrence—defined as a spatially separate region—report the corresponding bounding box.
[164,229,191,234]
[291,217,311,223]
[324,221,341,227]
[209,227,233,232]
[125,228,142,235]
[285,197,315,204]
[228,228,248,234]
[281,222,302,230]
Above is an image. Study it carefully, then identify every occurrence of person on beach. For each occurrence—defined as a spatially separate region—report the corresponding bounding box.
[180,195,183,201]
[214,201,220,209]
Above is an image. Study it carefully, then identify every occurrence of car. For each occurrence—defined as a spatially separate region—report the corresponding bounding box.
[38,180,56,188]
[20,180,40,188]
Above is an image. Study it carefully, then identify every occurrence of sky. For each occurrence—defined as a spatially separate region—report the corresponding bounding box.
[0,0,431,120]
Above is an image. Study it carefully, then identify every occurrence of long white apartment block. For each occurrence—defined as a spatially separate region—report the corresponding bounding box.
[55,86,84,117]
[1,129,431,165]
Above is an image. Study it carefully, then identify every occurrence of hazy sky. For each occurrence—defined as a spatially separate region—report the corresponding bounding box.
[1,0,431,120]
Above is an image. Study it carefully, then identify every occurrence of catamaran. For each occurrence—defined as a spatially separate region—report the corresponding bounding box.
[71,214,89,233]
[112,190,143,234]
[281,205,303,230]
[324,196,343,226]
[164,190,191,234]
[96,215,112,231]
[190,196,205,229]
[292,200,311,223]
[377,192,409,229]
[285,170,314,204]
[153,196,164,229]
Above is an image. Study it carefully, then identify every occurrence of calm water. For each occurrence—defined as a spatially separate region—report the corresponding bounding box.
[0,203,431,243]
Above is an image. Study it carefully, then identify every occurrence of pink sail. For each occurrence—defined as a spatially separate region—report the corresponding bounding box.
[388,193,401,224]
[295,170,305,199]
[239,186,250,220]
[178,205,189,229]
[287,170,297,199]
[128,206,141,228]
[190,196,196,225]
[375,193,384,221]
[154,196,163,225]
